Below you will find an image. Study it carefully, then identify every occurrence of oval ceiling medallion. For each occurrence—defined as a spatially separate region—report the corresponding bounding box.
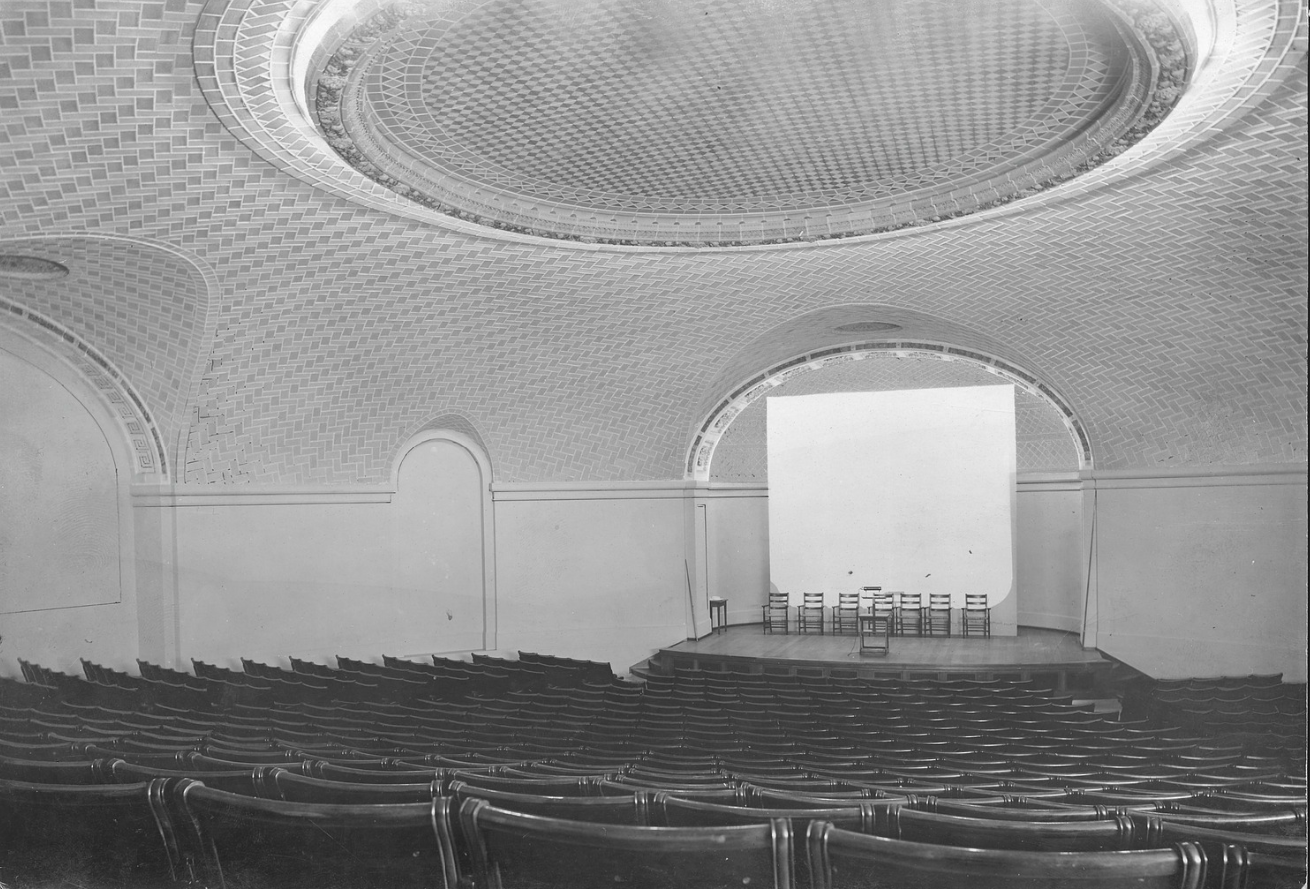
[303,0,1190,248]
[0,255,70,279]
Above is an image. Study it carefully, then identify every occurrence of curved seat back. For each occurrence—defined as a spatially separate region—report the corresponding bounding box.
[171,779,457,889]
[458,798,793,889]
[807,821,1206,889]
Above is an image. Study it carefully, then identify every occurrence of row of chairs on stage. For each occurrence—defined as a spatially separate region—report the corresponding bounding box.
[762,588,991,638]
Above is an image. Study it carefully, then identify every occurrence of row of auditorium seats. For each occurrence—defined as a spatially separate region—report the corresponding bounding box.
[1120,673,1307,746]
[2,771,1302,888]
[2,764,1304,888]
[1,656,1304,888]
[28,651,614,711]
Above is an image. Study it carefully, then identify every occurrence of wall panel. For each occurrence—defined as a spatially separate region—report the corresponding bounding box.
[1089,470,1307,681]
[493,493,688,674]
[0,342,138,677]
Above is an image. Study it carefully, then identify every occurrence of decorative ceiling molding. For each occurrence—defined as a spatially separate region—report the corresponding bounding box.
[686,341,1092,480]
[192,0,1294,252]
[0,298,170,481]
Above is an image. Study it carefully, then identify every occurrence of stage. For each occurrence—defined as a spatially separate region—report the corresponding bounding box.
[649,625,1114,691]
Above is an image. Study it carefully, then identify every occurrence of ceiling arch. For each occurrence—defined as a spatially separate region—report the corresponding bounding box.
[0,235,216,475]
[690,342,1090,480]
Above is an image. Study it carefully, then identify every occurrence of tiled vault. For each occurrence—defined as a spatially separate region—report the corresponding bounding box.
[0,0,1304,484]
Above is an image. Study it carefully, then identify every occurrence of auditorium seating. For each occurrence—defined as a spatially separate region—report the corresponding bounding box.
[806,821,1209,889]
[1,654,1304,888]
[0,776,183,887]
[459,798,795,888]
[171,779,459,888]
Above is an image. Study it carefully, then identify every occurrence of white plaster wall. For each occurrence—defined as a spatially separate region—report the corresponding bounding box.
[690,483,1078,634]
[493,495,688,674]
[0,346,137,676]
[704,493,771,628]
[166,440,487,669]
[1090,474,1307,681]
[127,467,1305,684]
[0,347,120,611]
[1015,485,1084,632]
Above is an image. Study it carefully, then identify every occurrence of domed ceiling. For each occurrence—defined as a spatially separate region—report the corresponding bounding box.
[308,0,1190,246]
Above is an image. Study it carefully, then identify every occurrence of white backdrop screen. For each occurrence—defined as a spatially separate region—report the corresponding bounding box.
[766,385,1015,608]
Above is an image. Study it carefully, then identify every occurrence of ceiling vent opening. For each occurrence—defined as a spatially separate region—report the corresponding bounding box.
[0,256,70,280]
[834,322,903,333]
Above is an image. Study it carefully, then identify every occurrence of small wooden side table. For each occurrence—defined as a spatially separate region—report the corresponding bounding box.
[858,613,890,656]
[709,597,728,633]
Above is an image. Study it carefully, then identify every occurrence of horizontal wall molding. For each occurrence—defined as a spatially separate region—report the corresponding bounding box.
[1017,472,1082,492]
[693,483,770,499]
[1084,463,1307,490]
[492,480,696,502]
[491,480,769,502]
[131,484,394,506]
[132,464,1305,507]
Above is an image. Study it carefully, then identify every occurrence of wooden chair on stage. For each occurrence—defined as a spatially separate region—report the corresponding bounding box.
[868,590,895,631]
[859,588,894,656]
[797,592,825,635]
[962,593,991,637]
[896,591,924,636]
[924,592,952,636]
[762,593,790,635]
[831,592,861,635]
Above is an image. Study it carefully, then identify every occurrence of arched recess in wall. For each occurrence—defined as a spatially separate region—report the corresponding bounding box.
[0,320,145,676]
[0,298,170,481]
[389,426,497,654]
[688,342,1091,481]
[684,337,1095,639]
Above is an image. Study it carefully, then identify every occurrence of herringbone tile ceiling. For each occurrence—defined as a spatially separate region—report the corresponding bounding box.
[0,0,1305,484]
[340,0,1125,220]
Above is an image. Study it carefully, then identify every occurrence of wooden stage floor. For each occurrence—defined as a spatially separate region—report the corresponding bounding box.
[654,625,1112,687]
